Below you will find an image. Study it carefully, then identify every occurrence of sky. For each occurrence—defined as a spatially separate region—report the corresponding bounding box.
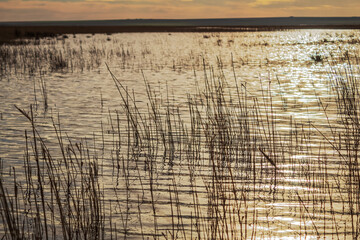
[0,0,359,22]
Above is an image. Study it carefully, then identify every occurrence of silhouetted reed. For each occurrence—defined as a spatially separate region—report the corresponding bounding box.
[327,57,360,239]
[1,52,360,239]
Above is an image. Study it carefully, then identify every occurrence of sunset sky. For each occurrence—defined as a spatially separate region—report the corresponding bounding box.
[0,0,359,22]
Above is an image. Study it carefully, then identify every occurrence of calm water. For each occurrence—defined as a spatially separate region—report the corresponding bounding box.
[1,29,360,239]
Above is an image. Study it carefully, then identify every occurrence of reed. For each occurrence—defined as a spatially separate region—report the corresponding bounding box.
[2,49,360,239]
[327,57,360,239]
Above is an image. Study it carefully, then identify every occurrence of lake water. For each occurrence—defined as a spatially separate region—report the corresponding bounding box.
[1,29,360,239]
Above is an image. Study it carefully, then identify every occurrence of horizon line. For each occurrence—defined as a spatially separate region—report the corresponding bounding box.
[1,16,360,24]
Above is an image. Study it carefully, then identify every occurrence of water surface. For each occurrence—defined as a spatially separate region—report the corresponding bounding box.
[1,29,360,239]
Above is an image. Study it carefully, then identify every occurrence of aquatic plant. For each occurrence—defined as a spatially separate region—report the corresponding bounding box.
[1,32,360,239]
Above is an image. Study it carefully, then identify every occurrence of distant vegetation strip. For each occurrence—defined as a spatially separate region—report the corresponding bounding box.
[1,17,360,43]
[2,17,360,27]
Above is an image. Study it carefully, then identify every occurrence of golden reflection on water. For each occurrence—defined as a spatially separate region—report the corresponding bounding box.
[0,29,360,239]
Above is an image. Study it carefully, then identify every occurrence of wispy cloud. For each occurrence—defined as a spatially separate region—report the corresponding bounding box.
[249,0,295,7]
[0,0,359,21]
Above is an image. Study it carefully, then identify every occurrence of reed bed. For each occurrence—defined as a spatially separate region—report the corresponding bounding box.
[327,59,360,239]
[0,57,359,239]
[0,63,286,239]
[1,30,359,77]
[1,33,360,239]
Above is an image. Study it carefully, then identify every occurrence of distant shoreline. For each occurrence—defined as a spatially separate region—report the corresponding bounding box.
[1,17,360,43]
[2,17,360,27]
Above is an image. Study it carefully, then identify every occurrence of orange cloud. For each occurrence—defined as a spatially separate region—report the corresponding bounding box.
[0,0,359,21]
[249,0,295,7]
